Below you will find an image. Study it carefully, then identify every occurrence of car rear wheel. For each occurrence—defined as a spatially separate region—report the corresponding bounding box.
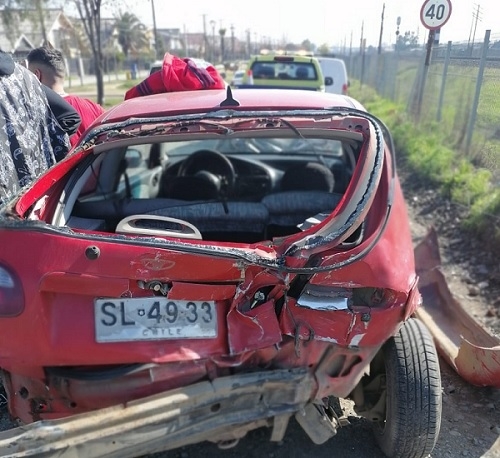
[374,317,442,458]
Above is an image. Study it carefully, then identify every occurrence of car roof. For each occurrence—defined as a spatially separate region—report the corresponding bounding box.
[100,89,357,124]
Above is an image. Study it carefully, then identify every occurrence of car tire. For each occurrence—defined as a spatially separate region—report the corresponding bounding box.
[374,318,442,458]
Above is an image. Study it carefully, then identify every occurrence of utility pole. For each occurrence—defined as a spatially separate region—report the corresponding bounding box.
[210,20,216,63]
[470,4,482,56]
[219,26,226,63]
[378,3,385,54]
[395,16,401,51]
[202,14,208,60]
[246,29,251,58]
[230,24,235,61]
[360,20,364,54]
[183,24,188,57]
[151,0,159,60]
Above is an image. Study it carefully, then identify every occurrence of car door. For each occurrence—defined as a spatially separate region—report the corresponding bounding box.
[118,145,164,199]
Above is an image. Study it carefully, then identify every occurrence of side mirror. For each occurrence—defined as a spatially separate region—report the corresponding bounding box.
[324,76,333,86]
[124,149,144,169]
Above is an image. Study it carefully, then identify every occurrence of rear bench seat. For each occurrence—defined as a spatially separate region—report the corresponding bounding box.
[72,198,269,237]
[146,202,269,234]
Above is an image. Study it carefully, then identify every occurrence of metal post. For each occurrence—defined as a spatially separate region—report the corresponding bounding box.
[437,41,452,122]
[246,29,251,59]
[470,4,482,57]
[378,3,385,55]
[230,25,235,61]
[202,14,208,60]
[465,30,490,155]
[414,29,435,121]
[151,0,159,60]
[360,39,366,88]
[359,21,364,55]
[210,20,216,63]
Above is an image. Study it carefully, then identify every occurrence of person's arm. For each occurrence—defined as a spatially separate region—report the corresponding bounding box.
[42,85,81,136]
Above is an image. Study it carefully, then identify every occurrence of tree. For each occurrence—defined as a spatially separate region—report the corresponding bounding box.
[114,11,148,58]
[72,0,105,104]
[284,42,300,52]
[33,0,48,44]
[317,43,331,56]
[395,31,420,51]
[218,28,226,63]
[300,39,314,52]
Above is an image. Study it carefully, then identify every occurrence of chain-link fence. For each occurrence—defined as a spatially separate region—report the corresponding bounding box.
[339,30,500,182]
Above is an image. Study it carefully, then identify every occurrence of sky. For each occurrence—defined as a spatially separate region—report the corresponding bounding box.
[126,0,499,49]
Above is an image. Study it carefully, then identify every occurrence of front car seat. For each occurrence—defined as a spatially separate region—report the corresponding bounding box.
[261,162,343,231]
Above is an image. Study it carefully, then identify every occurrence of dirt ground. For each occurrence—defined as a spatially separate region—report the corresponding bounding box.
[0,97,498,456]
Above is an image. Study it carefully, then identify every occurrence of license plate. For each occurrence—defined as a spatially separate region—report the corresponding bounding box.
[94,297,217,342]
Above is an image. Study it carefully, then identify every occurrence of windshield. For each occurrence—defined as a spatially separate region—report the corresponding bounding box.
[251,62,318,81]
[163,138,343,156]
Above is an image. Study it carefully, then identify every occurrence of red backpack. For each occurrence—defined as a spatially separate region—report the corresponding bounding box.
[125,53,225,100]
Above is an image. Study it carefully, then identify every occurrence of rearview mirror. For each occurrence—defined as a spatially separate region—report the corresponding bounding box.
[324,76,333,86]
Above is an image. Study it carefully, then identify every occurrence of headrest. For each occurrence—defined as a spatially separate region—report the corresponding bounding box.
[281,162,335,192]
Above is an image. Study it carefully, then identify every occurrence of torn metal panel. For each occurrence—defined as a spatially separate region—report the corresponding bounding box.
[415,227,500,388]
[0,369,316,458]
[297,286,350,311]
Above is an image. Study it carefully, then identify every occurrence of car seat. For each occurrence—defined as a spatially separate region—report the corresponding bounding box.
[295,66,309,80]
[261,162,342,234]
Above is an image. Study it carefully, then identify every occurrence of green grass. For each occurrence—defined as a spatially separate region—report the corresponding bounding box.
[101,97,125,108]
[68,79,133,108]
[363,56,500,175]
[349,82,500,254]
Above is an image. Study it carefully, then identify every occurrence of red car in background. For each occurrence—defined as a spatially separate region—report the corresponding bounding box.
[0,87,441,457]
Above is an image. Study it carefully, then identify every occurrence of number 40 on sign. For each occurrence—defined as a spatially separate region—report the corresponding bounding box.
[420,0,452,30]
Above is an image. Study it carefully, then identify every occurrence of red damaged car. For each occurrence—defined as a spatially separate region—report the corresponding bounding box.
[0,87,441,457]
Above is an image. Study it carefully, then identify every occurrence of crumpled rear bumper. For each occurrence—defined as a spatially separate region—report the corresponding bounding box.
[0,368,316,457]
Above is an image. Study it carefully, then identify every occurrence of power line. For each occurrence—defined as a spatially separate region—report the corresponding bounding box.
[468,3,483,54]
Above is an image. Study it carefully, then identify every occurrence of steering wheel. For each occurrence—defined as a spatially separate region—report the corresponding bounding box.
[178,149,236,198]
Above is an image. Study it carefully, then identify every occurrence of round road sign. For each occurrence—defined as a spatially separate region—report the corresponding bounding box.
[420,0,452,30]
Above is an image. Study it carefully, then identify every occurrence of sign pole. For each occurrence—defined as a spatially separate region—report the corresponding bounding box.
[424,29,436,67]
[415,28,435,120]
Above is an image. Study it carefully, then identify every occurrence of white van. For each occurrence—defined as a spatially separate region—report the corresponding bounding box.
[317,57,349,95]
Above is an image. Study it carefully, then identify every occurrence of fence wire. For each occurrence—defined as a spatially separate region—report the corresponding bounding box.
[342,31,500,182]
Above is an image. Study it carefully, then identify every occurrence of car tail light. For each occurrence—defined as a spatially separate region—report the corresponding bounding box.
[246,69,254,85]
[0,264,24,316]
[297,286,397,312]
[351,287,397,310]
[342,83,348,95]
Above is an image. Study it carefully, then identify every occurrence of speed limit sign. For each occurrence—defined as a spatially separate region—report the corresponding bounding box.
[420,0,452,30]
